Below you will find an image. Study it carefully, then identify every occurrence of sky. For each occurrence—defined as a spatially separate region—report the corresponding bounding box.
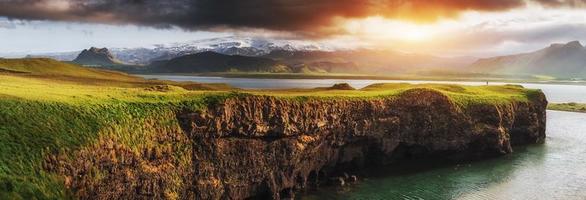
[1,0,586,57]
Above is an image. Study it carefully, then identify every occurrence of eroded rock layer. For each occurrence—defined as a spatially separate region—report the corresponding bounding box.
[179,89,547,199]
[46,88,547,199]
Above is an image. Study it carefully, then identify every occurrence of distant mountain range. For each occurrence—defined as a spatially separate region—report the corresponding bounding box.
[146,49,474,74]
[22,37,586,78]
[26,36,471,69]
[471,41,586,78]
[59,37,474,75]
[264,49,475,74]
[29,36,327,65]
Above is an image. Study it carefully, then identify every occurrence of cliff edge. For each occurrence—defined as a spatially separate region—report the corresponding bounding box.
[177,88,546,199]
[0,77,546,199]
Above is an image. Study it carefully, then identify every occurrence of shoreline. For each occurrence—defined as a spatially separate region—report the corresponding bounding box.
[133,72,586,86]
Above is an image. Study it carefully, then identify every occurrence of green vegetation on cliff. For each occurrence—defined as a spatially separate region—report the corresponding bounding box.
[249,83,541,107]
[0,75,238,199]
[0,59,543,199]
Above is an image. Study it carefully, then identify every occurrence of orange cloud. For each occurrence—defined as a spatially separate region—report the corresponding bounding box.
[372,0,526,22]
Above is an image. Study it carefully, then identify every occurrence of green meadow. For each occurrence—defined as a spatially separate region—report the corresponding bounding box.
[548,102,586,113]
[0,58,542,199]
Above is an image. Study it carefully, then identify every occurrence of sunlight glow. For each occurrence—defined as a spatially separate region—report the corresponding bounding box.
[342,16,446,43]
[337,7,586,56]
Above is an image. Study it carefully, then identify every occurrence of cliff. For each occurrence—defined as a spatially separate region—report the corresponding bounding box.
[45,89,545,199]
[178,89,546,199]
[0,75,546,199]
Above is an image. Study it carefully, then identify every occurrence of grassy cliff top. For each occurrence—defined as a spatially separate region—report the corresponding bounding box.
[0,64,543,199]
[0,73,540,106]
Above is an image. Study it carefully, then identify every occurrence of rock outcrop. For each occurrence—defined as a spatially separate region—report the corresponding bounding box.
[73,47,123,66]
[46,88,547,199]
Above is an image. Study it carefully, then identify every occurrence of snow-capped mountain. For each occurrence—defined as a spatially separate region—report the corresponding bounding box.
[166,36,325,53]
[138,36,327,63]
[114,36,330,64]
[26,36,330,65]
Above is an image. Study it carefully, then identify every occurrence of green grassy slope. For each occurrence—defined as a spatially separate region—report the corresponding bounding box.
[548,102,586,113]
[0,75,235,199]
[0,68,542,199]
[0,58,139,81]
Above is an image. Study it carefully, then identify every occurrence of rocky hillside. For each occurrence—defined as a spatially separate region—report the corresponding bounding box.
[73,47,124,66]
[471,41,586,78]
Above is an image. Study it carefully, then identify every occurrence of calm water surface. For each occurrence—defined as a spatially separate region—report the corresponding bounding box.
[140,75,586,199]
[139,75,586,103]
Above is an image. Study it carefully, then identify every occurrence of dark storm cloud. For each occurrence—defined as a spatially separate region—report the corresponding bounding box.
[0,0,192,27]
[0,0,370,32]
[0,0,582,33]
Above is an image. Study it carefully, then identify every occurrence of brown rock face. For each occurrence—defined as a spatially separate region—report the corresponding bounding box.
[178,89,547,199]
[46,88,547,199]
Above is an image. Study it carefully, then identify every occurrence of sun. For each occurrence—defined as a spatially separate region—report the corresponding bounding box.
[401,28,431,42]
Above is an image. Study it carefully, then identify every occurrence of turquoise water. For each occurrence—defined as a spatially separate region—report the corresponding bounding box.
[302,111,586,199]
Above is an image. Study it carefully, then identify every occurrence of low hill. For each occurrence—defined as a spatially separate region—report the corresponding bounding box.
[0,58,139,81]
[264,49,475,75]
[150,51,291,73]
[470,41,586,78]
[73,47,124,66]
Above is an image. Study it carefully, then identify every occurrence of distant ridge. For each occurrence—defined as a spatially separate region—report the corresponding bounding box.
[471,41,586,78]
[73,47,124,66]
[149,51,291,73]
